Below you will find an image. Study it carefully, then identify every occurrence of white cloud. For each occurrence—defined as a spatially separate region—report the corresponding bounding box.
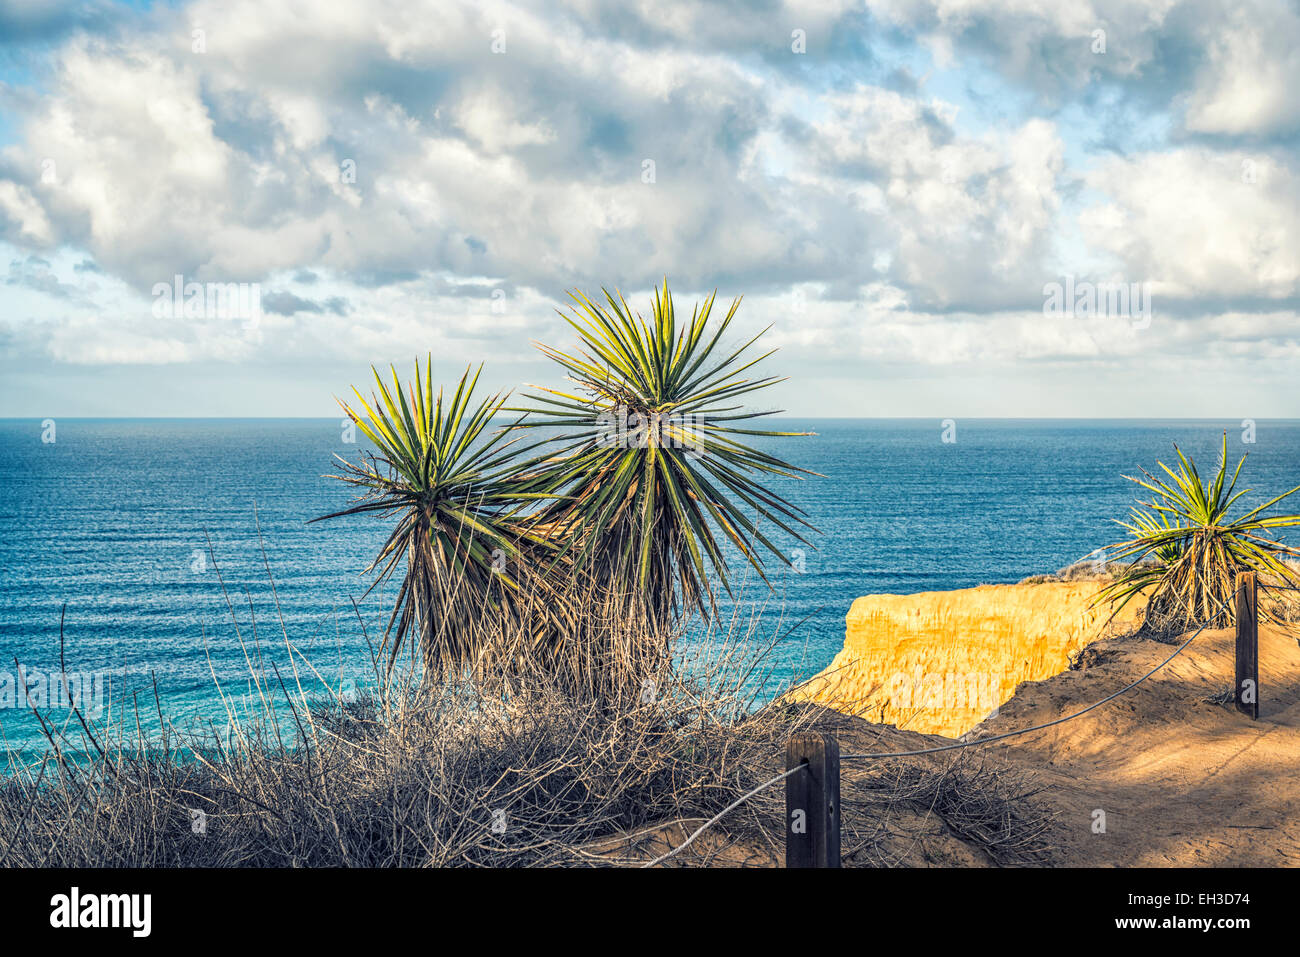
[0,181,53,245]
[1181,2,1300,137]
[0,0,1294,414]
[865,0,1300,138]
[1080,149,1298,301]
[795,85,1065,309]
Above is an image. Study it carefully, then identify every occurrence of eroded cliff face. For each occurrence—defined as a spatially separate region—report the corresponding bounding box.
[789,582,1145,738]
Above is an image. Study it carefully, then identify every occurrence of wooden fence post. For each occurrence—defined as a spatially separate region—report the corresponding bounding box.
[785,731,840,868]
[1235,571,1259,720]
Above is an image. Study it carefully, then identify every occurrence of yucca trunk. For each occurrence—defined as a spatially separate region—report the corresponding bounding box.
[1144,529,1238,631]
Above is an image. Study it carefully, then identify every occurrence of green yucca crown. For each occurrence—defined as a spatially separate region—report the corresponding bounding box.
[1098,431,1300,630]
[511,280,818,624]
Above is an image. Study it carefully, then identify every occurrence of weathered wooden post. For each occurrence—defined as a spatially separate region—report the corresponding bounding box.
[785,731,840,868]
[1235,571,1259,720]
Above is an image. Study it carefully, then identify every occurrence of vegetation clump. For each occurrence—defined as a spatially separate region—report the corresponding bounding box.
[1096,432,1300,634]
[316,280,817,698]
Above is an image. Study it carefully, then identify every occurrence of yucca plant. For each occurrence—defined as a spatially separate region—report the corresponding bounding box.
[313,360,559,673]
[1124,508,1186,567]
[511,280,817,634]
[1096,432,1300,632]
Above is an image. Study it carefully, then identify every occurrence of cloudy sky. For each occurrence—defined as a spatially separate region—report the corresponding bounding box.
[0,0,1296,417]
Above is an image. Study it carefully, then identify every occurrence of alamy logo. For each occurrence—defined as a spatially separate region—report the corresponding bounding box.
[0,666,106,716]
[1042,275,1152,329]
[50,887,151,937]
[887,667,1003,712]
[152,274,261,327]
[594,408,705,457]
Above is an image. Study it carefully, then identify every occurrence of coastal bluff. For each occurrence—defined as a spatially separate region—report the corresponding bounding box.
[790,581,1146,737]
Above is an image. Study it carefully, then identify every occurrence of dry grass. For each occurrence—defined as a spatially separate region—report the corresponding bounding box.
[840,755,1057,866]
[1017,559,1138,585]
[0,561,1060,868]
[0,600,802,867]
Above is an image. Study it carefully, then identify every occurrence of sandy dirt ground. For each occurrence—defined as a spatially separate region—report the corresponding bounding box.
[625,620,1300,867]
[979,621,1300,866]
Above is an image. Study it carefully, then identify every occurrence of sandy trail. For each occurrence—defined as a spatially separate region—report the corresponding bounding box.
[973,621,1300,866]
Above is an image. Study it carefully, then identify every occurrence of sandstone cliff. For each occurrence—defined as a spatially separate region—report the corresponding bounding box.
[789,581,1146,737]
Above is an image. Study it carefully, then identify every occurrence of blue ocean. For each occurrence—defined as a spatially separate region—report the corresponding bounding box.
[2,418,1297,760]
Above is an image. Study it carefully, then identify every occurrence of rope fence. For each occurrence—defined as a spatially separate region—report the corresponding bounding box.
[640,765,804,867]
